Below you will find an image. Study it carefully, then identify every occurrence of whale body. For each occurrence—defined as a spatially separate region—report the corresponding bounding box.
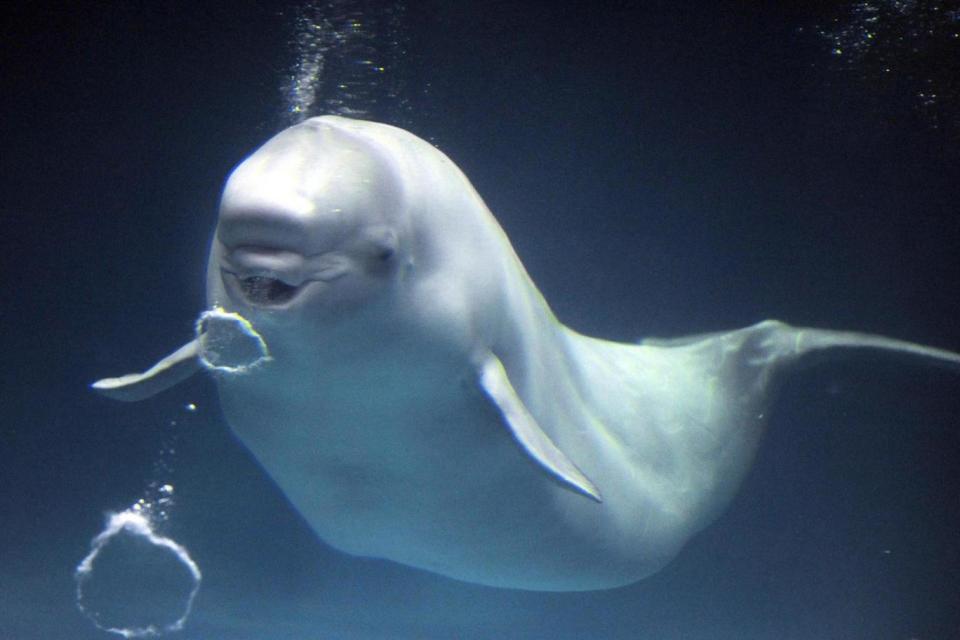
[93,116,960,591]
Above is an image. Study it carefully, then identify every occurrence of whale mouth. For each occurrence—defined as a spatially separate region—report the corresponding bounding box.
[222,269,306,308]
[239,275,301,306]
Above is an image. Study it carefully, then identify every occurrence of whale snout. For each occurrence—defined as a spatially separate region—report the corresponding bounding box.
[226,247,309,284]
[216,204,316,256]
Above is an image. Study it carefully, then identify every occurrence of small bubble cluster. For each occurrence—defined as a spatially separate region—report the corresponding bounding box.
[281,0,408,124]
[132,483,176,524]
[814,1,960,135]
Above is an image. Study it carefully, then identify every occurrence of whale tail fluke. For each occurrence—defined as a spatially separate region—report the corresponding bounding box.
[646,319,960,374]
[790,325,960,371]
[747,319,960,373]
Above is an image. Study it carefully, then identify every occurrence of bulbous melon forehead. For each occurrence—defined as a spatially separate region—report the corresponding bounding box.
[219,119,404,231]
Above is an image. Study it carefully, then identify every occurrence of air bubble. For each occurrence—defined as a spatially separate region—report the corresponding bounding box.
[280,0,408,123]
[195,307,271,375]
[75,509,201,638]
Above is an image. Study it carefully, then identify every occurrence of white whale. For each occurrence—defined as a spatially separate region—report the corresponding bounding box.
[93,116,960,591]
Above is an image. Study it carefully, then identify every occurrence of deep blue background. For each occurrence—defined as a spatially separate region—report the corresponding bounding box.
[2,2,958,638]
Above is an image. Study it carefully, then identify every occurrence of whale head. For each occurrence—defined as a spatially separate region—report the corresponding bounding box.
[208,117,409,332]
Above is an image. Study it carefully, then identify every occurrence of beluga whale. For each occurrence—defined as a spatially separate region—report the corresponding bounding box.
[93,116,960,591]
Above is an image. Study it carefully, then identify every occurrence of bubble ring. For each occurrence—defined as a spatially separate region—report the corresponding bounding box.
[75,510,202,638]
[195,306,271,374]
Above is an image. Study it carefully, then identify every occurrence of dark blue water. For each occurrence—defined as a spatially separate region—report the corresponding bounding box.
[2,2,958,638]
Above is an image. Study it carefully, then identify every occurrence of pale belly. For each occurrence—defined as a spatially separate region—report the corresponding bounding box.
[215,371,676,590]
[208,333,750,590]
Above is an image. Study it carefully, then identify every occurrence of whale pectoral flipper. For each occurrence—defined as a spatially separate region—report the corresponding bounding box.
[479,353,602,503]
[91,339,202,402]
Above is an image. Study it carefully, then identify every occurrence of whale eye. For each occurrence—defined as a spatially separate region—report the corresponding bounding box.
[240,276,299,305]
[365,228,398,265]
